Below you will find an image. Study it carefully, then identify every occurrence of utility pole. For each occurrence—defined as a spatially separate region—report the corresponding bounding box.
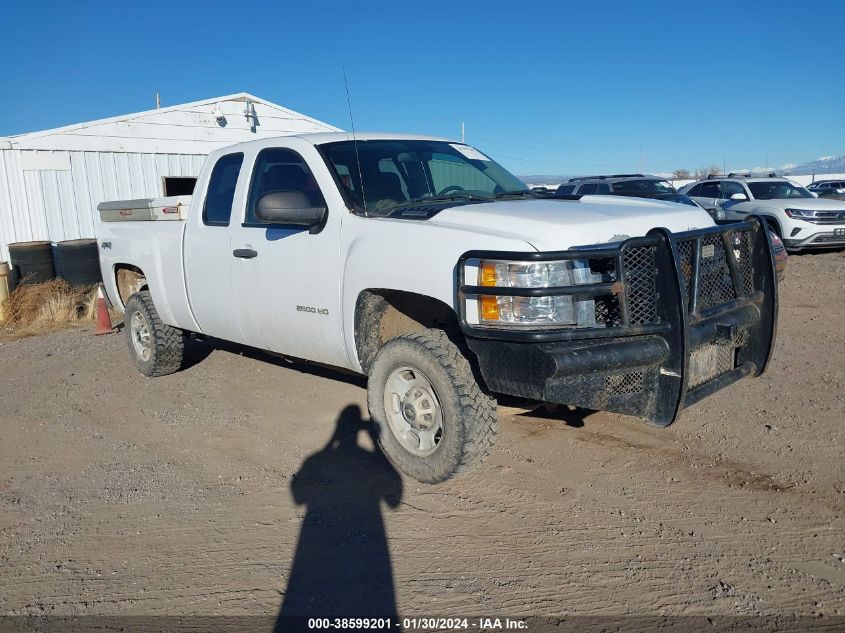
[155,92,161,109]
[461,121,465,143]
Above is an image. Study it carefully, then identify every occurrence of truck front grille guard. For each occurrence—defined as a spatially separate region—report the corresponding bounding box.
[457,216,778,425]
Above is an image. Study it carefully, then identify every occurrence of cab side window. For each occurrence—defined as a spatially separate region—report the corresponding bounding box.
[578,183,597,194]
[203,153,244,226]
[246,148,325,224]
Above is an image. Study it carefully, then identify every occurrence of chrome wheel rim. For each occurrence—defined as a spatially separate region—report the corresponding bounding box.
[130,311,152,362]
[383,366,444,457]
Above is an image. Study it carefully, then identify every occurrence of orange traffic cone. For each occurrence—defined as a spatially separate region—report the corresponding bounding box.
[94,284,113,335]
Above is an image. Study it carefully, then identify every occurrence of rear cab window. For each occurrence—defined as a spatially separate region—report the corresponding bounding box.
[203,153,244,226]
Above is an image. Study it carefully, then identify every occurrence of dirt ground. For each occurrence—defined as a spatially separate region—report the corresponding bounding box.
[1,251,844,626]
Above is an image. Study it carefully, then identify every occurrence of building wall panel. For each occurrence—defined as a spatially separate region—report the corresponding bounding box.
[0,95,342,261]
[0,149,208,261]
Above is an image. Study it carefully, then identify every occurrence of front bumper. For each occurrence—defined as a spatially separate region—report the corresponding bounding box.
[783,228,845,249]
[458,218,778,426]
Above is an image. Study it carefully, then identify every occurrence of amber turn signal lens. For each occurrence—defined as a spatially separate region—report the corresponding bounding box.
[478,262,500,321]
[480,296,499,321]
[479,262,498,287]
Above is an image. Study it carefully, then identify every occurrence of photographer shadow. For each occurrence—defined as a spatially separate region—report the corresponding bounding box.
[275,405,402,631]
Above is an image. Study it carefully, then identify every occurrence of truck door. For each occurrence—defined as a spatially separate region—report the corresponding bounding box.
[183,151,249,344]
[228,142,347,367]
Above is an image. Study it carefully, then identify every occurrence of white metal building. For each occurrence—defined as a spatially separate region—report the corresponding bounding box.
[0,93,341,260]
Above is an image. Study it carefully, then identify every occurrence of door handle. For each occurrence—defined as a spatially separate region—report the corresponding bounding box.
[233,248,258,259]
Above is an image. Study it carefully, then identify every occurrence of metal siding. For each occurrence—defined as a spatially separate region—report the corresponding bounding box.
[0,152,15,261]
[0,150,37,260]
[70,152,95,238]
[83,153,106,236]
[23,170,49,240]
[0,149,207,261]
[57,166,80,239]
[40,167,65,240]
[0,96,341,259]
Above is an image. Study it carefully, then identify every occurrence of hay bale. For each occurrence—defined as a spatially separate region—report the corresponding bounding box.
[0,279,98,338]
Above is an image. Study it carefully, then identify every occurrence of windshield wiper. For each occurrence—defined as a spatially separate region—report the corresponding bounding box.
[494,189,547,199]
[425,192,493,203]
[386,192,493,213]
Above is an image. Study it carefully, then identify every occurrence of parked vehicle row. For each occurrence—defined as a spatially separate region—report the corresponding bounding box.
[96,133,777,483]
[555,174,698,207]
[553,174,787,279]
[807,179,845,198]
[679,174,845,251]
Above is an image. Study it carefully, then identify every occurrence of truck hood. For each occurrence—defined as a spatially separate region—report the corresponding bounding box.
[426,196,714,250]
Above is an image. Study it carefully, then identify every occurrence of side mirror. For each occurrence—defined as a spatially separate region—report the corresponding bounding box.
[730,193,748,201]
[255,191,326,228]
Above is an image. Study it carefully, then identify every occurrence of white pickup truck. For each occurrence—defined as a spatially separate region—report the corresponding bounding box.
[96,133,778,483]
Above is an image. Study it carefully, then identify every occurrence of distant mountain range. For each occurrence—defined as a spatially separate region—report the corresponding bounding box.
[520,154,845,185]
[518,175,572,186]
[785,154,845,175]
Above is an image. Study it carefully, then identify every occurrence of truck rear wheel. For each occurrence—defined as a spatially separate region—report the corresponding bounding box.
[124,290,184,377]
[367,329,498,483]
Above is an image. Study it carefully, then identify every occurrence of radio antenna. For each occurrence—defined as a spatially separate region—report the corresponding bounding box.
[343,67,367,216]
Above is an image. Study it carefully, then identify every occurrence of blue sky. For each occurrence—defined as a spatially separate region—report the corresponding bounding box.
[1,0,843,175]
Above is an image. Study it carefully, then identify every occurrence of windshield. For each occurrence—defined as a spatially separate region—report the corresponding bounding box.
[611,179,678,195]
[319,140,527,216]
[747,181,813,200]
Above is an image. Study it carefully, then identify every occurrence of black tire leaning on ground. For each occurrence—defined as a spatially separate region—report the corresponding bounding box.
[123,290,185,377]
[367,328,498,483]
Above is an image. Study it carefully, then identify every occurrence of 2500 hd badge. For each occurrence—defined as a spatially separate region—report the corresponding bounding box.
[297,305,329,315]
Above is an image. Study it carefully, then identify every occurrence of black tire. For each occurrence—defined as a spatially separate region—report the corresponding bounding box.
[124,290,184,377]
[367,329,498,483]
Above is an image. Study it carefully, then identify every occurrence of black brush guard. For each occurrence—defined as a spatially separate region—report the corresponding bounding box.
[457,217,778,426]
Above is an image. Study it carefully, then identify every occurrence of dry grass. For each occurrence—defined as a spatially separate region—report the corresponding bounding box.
[0,279,99,340]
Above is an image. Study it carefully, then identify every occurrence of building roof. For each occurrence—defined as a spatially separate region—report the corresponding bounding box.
[0,93,342,154]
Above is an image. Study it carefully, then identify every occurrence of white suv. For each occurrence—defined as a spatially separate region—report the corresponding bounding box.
[679,175,845,251]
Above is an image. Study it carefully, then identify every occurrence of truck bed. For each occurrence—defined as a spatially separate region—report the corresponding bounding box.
[96,198,199,332]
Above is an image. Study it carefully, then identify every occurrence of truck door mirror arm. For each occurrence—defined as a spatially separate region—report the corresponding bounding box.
[254,191,327,232]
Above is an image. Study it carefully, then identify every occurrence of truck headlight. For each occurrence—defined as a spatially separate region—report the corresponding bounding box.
[476,260,599,327]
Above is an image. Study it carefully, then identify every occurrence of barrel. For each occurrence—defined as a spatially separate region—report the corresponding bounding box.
[8,241,55,291]
[54,239,102,287]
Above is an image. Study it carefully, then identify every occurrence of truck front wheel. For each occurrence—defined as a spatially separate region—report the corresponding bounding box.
[367,329,498,483]
[124,290,184,377]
